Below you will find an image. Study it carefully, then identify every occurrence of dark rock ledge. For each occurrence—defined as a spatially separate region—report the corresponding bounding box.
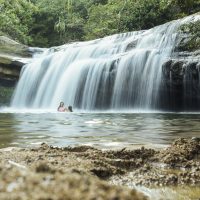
[0,36,43,87]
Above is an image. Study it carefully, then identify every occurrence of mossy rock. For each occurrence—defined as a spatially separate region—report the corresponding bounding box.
[0,55,12,65]
[0,36,30,57]
[177,19,200,52]
[0,86,14,106]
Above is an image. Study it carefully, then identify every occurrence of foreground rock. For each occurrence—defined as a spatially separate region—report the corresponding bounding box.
[0,167,146,200]
[0,138,200,199]
[0,145,148,200]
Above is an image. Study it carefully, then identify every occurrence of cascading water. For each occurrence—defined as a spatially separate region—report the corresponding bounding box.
[11,15,200,111]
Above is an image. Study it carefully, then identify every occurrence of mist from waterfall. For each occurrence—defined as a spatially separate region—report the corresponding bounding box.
[11,15,199,111]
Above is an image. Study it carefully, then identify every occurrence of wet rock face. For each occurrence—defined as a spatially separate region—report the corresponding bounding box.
[0,53,25,105]
[159,16,200,111]
[0,55,23,87]
[162,60,185,86]
[0,36,31,87]
[161,56,200,111]
[162,59,200,87]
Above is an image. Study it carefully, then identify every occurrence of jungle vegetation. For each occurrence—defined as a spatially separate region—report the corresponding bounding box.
[0,0,199,47]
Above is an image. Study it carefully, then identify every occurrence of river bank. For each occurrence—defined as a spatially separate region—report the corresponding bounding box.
[0,138,199,199]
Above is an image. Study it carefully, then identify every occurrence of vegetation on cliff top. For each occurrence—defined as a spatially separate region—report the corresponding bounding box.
[0,0,200,47]
[178,20,200,52]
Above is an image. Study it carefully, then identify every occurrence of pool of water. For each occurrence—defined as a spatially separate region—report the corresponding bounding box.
[1,109,200,149]
[1,109,200,199]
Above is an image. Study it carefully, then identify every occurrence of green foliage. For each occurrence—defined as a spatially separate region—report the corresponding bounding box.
[116,0,165,30]
[29,0,87,47]
[171,0,200,14]
[0,0,199,47]
[0,0,36,44]
[84,3,119,40]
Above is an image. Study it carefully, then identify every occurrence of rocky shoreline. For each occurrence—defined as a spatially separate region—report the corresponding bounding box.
[0,138,199,199]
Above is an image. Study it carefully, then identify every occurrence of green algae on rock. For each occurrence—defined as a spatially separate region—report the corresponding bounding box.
[0,86,14,106]
[0,36,29,57]
[177,19,200,52]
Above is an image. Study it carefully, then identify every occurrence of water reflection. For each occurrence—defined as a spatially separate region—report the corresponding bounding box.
[0,114,18,148]
[0,113,200,148]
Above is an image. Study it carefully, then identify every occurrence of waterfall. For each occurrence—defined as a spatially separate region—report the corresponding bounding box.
[11,15,200,111]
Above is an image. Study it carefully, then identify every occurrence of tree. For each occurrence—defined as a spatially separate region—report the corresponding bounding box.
[0,0,36,44]
[0,0,199,47]
[30,0,86,47]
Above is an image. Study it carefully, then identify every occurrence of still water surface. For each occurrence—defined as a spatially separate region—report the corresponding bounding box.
[1,110,200,199]
[1,110,200,149]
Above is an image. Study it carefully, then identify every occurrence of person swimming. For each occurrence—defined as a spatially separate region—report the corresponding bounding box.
[57,102,68,112]
[68,106,73,112]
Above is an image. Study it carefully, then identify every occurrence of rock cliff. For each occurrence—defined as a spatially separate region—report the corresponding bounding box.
[162,16,200,110]
[0,36,32,87]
